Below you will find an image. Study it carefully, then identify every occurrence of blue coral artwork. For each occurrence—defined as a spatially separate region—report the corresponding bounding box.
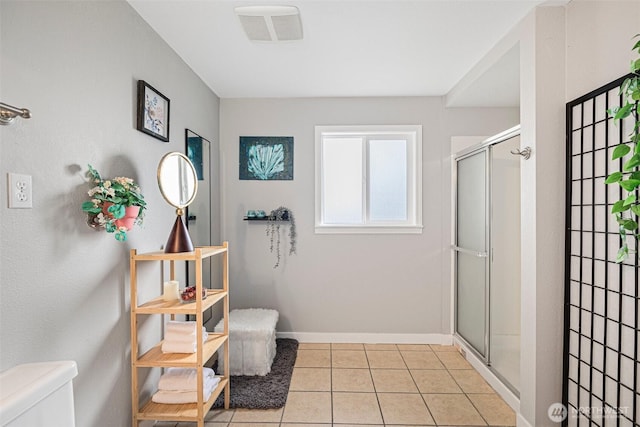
[239,136,294,180]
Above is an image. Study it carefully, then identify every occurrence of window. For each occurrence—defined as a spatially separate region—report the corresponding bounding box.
[315,125,422,234]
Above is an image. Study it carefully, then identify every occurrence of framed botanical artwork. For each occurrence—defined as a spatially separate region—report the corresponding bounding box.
[136,80,170,142]
[239,136,294,180]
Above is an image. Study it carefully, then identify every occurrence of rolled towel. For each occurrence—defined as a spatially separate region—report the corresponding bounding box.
[166,320,198,334]
[161,331,208,353]
[158,367,215,391]
[164,327,207,343]
[152,377,220,404]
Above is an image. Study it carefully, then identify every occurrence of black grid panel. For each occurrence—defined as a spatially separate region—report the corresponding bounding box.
[564,74,639,427]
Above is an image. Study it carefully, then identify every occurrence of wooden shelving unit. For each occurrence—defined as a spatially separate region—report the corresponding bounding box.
[130,243,230,427]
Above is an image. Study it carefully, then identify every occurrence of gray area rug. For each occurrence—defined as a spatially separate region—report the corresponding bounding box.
[213,338,299,409]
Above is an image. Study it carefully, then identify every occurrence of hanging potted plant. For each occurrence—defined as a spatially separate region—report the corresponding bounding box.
[605,35,640,262]
[266,206,297,268]
[81,164,147,242]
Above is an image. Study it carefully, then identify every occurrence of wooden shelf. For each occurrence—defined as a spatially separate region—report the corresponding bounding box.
[136,377,229,422]
[136,334,227,368]
[136,290,227,315]
[132,246,227,262]
[130,242,230,427]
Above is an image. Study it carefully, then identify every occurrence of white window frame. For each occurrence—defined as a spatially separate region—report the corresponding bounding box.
[315,125,423,234]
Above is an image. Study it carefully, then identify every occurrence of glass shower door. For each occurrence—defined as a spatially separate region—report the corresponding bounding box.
[489,135,521,393]
[455,149,488,359]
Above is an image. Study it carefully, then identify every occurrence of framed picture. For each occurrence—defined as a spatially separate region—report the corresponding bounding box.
[186,130,204,180]
[136,80,170,142]
[239,136,294,180]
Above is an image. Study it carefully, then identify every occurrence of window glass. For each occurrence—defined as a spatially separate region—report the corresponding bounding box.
[369,139,407,221]
[315,125,422,234]
[322,137,363,224]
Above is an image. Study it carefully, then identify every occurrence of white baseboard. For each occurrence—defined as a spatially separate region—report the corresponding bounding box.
[453,337,520,412]
[516,413,533,427]
[276,332,453,345]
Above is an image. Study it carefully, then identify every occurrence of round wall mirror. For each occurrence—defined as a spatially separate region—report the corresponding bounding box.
[157,151,198,209]
[157,151,198,253]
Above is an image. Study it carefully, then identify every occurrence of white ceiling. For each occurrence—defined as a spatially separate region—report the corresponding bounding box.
[128,0,544,103]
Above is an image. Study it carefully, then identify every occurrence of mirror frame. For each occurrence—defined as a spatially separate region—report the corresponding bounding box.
[157,151,198,209]
[185,129,213,324]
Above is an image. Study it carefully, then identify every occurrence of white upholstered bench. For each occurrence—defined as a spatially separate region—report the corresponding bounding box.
[214,308,279,376]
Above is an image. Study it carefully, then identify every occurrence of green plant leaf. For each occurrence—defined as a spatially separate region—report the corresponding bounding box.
[615,103,634,120]
[81,201,101,213]
[619,179,640,191]
[87,164,102,183]
[105,222,117,233]
[624,194,637,206]
[107,204,125,219]
[616,245,629,263]
[623,154,640,171]
[612,144,631,160]
[632,204,640,216]
[612,200,631,213]
[632,58,640,73]
[623,219,638,231]
[605,171,623,184]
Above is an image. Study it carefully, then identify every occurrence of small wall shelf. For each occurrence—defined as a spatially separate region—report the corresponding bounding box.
[243,216,290,222]
[243,210,290,221]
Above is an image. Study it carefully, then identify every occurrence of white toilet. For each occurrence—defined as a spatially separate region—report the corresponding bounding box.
[0,360,78,427]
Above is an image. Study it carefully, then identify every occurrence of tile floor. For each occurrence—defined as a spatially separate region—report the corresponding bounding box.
[157,343,516,427]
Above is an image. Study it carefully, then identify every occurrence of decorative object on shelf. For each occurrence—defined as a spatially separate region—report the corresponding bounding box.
[245,209,267,219]
[239,136,293,180]
[180,286,208,303]
[605,36,640,262]
[157,151,198,253]
[137,80,170,142]
[81,164,147,242]
[265,206,296,268]
[163,280,180,301]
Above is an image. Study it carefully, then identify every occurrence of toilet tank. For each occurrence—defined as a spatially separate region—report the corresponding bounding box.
[0,360,78,427]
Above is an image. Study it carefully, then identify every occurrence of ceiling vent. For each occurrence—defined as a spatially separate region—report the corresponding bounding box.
[234,5,303,42]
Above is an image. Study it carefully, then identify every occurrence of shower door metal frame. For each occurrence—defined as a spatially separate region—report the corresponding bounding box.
[453,125,521,378]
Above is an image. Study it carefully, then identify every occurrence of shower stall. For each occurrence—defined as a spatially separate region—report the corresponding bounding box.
[453,125,522,394]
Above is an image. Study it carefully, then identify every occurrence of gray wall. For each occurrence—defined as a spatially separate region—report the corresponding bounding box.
[220,97,518,341]
[0,1,220,426]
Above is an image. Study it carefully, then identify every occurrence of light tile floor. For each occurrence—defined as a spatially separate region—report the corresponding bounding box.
[157,343,516,427]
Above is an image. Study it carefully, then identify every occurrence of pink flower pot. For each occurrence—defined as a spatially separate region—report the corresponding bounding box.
[115,206,141,230]
[102,203,141,231]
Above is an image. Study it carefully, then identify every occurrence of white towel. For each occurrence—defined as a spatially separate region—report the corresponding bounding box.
[166,320,198,334]
[151,377,220,404]
[164,327,207,343]
[158,367,215,391]
[161,331,208,353]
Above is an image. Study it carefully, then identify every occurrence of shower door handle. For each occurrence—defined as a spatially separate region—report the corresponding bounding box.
[452,245,488,258]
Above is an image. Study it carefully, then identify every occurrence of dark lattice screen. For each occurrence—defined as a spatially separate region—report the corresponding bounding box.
[564,74,639,427]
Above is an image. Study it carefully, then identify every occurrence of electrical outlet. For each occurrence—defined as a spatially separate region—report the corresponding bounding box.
[8,173,32,209]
